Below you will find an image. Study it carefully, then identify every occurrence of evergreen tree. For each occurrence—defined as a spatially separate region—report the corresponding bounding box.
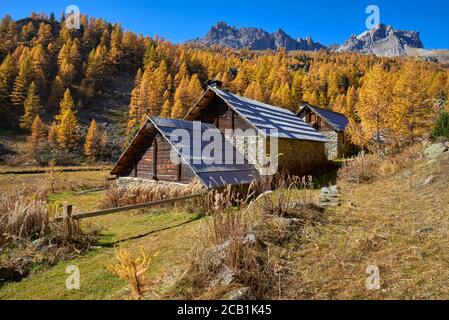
[431,112,449,141]
[20,82,41,131]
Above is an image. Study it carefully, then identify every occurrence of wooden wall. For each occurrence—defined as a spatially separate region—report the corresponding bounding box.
[129,133,195,184]
[197,96,253,133]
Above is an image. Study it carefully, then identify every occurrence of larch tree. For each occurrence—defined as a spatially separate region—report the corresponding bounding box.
[20,82,41,131]
[48,75,65,110]
[351,64,394,149]
[127,68,143,134]
[171,98,185,119]
[186,74,203,108]
[57,107,79,151]
[0,54,16,104]
[84,119,101,161]
[244,81,264,102]
[161,99,171,117]
[11,54,33,108]
[27,115,47,159]
[55,88,75,122]
[47,121,58,145]
[392,60,434,143]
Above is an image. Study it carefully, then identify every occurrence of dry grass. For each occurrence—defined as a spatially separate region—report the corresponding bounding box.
[279,146,449,300]
[0,187,98,282]
[170,175,325,300]
[338,144,424,184]
[99,180,205,210]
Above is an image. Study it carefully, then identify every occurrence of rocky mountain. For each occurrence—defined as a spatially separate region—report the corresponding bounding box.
[189,21,327,51]
[338,24,424,57]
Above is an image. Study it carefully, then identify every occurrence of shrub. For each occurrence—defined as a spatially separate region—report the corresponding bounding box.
[431,112,449,142]
[108,247,158,300]
[338,144,424,184]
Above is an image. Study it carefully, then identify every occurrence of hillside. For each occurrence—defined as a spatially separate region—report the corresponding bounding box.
[1,142,449,299]
[1,13,449,168]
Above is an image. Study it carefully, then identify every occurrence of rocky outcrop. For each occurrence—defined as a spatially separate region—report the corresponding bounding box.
[189,21,327,51]
[338,24,424,57]
[317,186,341,208]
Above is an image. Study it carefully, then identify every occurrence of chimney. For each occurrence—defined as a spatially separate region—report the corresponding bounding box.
[205,79,223,88]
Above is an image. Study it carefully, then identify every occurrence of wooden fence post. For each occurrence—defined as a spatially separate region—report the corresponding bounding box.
[65,204,73,242]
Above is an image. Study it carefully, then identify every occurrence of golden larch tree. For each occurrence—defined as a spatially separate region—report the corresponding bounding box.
[84,119,101,161]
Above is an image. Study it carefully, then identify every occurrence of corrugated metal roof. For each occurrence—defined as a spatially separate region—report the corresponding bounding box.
[149,117,260,188]
[300,104,349,132]
[208,87,329,143]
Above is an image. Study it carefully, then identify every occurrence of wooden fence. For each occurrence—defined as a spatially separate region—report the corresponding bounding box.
[53,192,207,227]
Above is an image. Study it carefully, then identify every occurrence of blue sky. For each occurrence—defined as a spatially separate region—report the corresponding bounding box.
[1,0,448,48]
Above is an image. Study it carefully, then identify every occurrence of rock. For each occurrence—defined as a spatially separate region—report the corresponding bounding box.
[222,287,252,301]
[190,21,327,51]
[425,143,448,160]
[402,170,413,177]
[418,227,434,234]
[338,24,424,57]
[421,175,435,186]
[317,185,341,208]
[211,266,236,287]
[208,232,267,266]
[321,186,339,196]
[0,266,16,282]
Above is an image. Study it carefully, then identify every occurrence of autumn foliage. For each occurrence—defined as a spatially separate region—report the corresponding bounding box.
[0,13,448,163]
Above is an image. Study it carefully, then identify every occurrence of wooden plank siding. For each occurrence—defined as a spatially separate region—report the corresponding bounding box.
[133,133,196,184]
[196,96,253,133]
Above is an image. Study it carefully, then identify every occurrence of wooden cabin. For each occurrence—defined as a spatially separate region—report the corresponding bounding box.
[111,117,260,189]
[184,81,328,176]
[298,104,355,160]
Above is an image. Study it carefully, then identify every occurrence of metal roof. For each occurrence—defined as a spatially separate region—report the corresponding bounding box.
[299,104,349,132]
[186,86,328,143]
[149,117,260,189]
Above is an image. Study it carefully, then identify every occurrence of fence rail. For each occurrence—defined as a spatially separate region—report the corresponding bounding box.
[53,192,207,223]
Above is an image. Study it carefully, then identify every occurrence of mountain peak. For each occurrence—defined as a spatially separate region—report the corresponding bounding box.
[338,24,423,56]
[189,21,327,51]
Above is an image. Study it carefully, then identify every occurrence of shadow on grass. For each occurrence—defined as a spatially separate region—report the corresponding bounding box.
[313,160,344,189]
[100,214,203,247]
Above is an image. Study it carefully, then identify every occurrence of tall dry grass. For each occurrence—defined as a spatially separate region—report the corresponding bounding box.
[0,187,98,281]
[99,180,205,209]
[171,174,324,299]
[338,144,424,184]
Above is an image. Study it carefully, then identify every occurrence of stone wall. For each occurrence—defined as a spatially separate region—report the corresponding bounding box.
[117,177,189,188]
[274,138,327,176]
